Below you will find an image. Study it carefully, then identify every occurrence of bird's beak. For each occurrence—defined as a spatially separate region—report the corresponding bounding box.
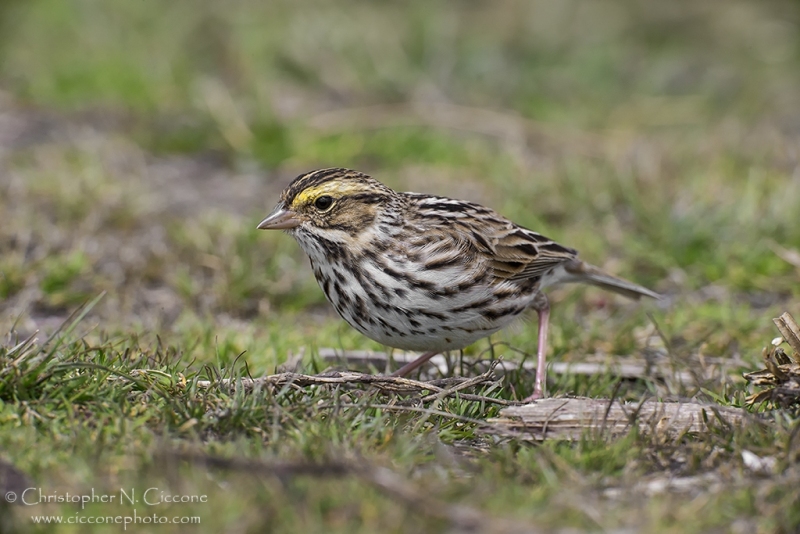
[257,204,301,230]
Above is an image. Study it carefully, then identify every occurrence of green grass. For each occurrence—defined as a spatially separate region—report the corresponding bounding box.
[1,0,800,531]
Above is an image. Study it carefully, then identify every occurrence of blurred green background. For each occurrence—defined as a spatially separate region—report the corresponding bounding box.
[2,0,799,330]
[3,0,799,361]
[1,0,799,532]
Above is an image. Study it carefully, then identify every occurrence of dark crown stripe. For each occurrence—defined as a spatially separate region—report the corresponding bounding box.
[283,168,385,205]
[284,168,350,204]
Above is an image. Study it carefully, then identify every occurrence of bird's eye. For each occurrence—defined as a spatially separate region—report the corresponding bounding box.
[314,195,334,211]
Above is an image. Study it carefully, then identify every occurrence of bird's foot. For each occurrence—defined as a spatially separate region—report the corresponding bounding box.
[521,389,544,403]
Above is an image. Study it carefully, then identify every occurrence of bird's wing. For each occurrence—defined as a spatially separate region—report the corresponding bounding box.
[409,194,578,284]
[481,224,578,283]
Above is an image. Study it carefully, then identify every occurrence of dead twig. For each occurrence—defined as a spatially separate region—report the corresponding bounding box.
[773,312,800,355]
[485,397,748,441]
[744,312,800,410]
[195,363,510,405]
[418,368,506,404]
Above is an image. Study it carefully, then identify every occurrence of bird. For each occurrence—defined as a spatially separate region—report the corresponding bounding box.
[257,168,659,401]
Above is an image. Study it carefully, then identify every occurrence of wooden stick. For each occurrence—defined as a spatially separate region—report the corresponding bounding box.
[194,366,510,405]
[485,397,748,441]
[773,312,800,355]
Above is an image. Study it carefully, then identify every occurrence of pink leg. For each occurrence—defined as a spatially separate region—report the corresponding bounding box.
[523,294,550,402]
[390,351,438,377]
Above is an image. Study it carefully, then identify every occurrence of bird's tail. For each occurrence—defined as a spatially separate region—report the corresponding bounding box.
[563,259,660,300]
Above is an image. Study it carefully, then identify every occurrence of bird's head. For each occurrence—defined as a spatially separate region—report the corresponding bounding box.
[257,168,398,242]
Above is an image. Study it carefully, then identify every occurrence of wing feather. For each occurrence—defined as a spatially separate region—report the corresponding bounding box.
[488,228,577,282]
[409,194,577,285]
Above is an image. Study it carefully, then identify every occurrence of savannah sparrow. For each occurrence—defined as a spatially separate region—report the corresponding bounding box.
[258,168,659,400]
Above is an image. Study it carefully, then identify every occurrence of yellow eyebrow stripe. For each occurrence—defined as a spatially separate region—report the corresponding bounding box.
[293,182,363,207]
